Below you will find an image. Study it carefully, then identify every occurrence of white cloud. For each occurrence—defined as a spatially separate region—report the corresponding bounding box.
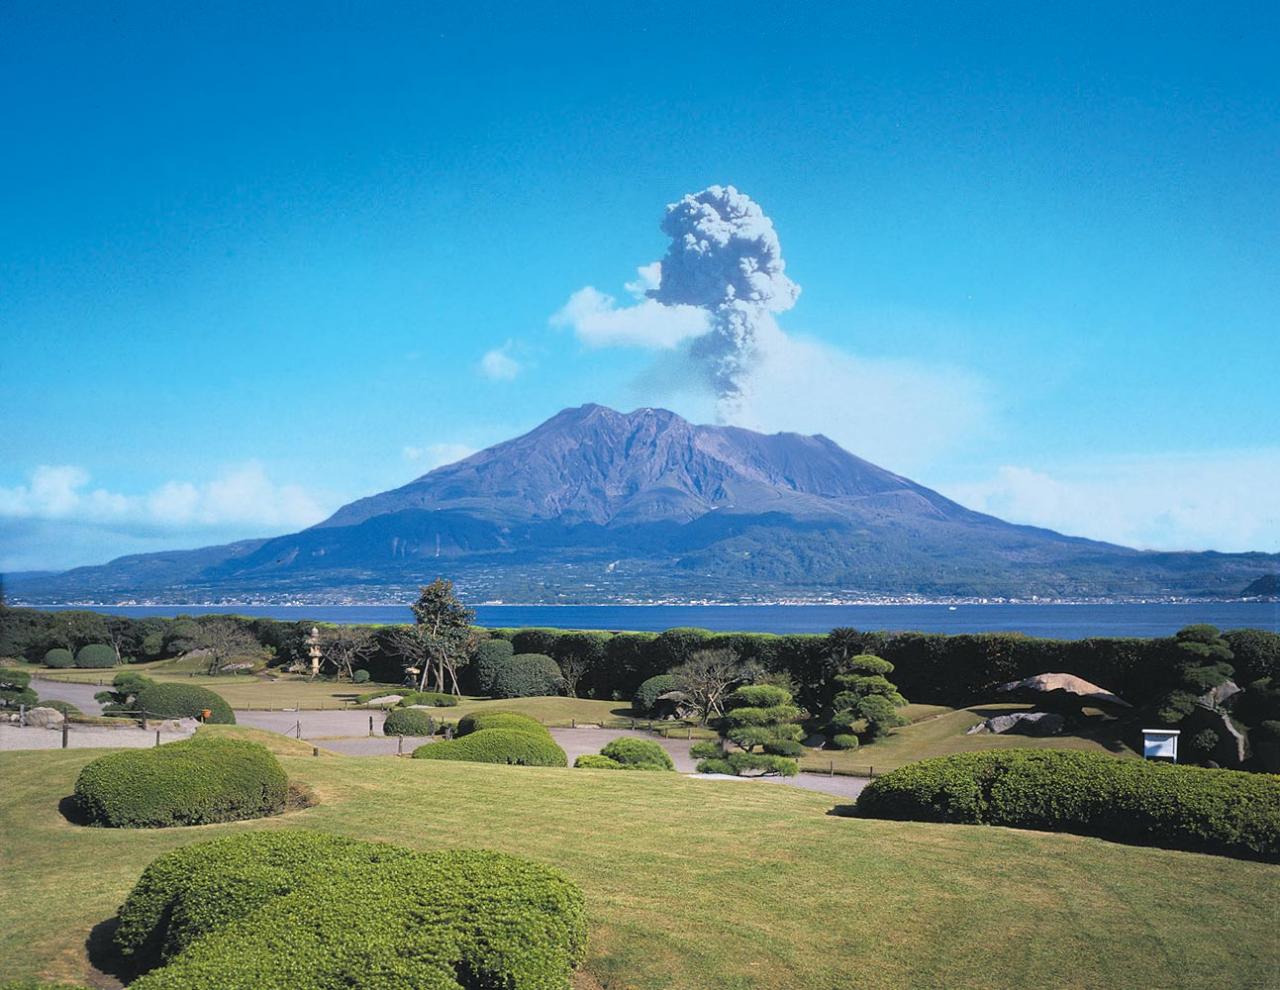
[551,285,709,349]
[479,342,522,381]
[402,443,477,469]
[0,462,332,532]
[939,451,1280,552]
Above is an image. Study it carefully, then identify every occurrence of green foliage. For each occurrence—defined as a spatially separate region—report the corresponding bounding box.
[632,673,679,715]
[855,750,1280,862]
[456,710,549,736]
[828,653,909,741]
[0,667,37,709]
[163,619,202,655]
[351,668,370,683]
[74,735,288,828]
[763,738,804,757]
[0,982,92,990]
[1252,720,1280,773]
[412,728,568,766]
[137,681,235,724]
[696,752,799,777]
[74,643,116,668]
[700,683,801,775]
[574,754,625,770]
[1224,628,1280,683]
[382,708,443,737]
[1155,625,1237,728]
[600,736,675,770]
[43,648,74,668]
[115,831,585,989]
[853,694,910,738]
[397,690,459,707]
[469,637,514,695]
[489,652,564,698]
[831,733,860,751]
[689,740,722,760]
[39,699,81,717]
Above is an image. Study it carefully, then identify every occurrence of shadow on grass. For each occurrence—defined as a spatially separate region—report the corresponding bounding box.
[826,804,858,818]
[57,794,90,826]
[86,914,141,986]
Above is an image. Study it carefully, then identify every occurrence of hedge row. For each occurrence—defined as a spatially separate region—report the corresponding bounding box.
[116,831,586,988]
[854,750,1280,862]
[74,735,287,828]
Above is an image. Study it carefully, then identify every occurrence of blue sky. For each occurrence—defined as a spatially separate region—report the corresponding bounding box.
[2,2,1277,570]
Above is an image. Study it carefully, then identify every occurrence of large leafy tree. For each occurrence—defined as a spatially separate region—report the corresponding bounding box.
[396,579,477,694]
[319,626,377,681]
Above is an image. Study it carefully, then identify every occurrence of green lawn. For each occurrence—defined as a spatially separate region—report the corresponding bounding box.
[801,702,1142,775]
[1,730,1276,990]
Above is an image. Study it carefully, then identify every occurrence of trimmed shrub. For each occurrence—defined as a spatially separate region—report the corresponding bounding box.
[0,982,91,990]
[457,710,549,737]
[601,736,675,770]
[413,728,568,767]
[74,735,288,828]
[397,689,459,707]
[831,733,861,751]
[75,643,117,668]
[0,667,37,709]
[854,750,1280,862]
[575,754,625,770]
[382,708,440,736]
[136,682,235,724]
[764,738,804,757]
[632,673,679,715]
[115,831,585,988]
[689,740,721,760]
[43,647,74,668]
[698,752,799,777]
[490,652,564,698]
[351,668,370,684]
[470,637,515,695]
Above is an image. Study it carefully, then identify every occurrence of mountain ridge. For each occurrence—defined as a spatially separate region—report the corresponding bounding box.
[9,405,1277,603]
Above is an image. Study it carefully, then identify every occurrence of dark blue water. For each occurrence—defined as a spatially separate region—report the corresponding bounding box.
[36,602,1279,638]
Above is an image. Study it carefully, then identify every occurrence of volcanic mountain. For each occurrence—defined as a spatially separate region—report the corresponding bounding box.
[12,404,1278,602]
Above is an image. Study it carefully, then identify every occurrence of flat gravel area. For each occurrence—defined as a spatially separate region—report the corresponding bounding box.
[0,723,193,750]
[21,683,868,799]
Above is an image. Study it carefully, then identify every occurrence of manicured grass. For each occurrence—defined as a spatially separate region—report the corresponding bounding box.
[801,703,1141,775]
[1,735,1276,989]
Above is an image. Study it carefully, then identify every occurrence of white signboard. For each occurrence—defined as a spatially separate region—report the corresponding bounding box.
[1142,729,1180,762]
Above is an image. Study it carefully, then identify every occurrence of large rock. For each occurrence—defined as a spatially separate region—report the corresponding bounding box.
[997,673,1131,709]
[1197,679,1241,710]
[363,694,403,707]
[967,711,1065,736]
[25,706,66,728]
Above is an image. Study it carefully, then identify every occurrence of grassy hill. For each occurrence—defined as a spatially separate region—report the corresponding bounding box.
[1,730,1276,989]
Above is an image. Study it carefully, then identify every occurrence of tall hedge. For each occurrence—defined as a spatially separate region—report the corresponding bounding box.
[854,749,1280,862]
[469,637,514,694]
[136,682,235,724]
[115,831,586,989]
[74,735,288,828]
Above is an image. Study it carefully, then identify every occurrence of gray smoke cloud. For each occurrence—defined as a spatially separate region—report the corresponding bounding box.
[647,185,800,420]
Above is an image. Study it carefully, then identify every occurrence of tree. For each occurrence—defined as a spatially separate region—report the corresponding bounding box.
[401,579,477,694]
[555,631,607,698]
[827,654,909,741]
[319,626,377,680]
[1155,625,1235,725]
[670,648,746,724]
[693,683,802,777]
[195,619,261,675]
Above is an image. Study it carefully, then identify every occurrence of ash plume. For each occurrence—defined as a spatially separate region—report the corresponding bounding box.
[647,185,800,420]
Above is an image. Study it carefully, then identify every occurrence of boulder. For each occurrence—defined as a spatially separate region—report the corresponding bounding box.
[1197,679,1241,710]
[967,711,1065,736]
[363,694,403,707]
[25,706,66,728]
[997,673,1131,710]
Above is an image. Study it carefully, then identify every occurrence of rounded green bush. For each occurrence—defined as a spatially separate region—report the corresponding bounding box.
[413,728,568,766]
[397,689,459,707]
[43,648,74,668]
[689,740,722,760]
[137,682,235,724]
[831,733,861,751]
[351,669,370,684]
[382,708,440,736]
[457,710,549,737]
[74,735,287,828]
[489,652,564,698]
[600,736,675,770]
[470,637,515,694]
[115,831,586,988]
[632,673,678,715]
[75,643,117,668]
[574,754,625,770]
[854,750,1280,862]
[764,738,804,757]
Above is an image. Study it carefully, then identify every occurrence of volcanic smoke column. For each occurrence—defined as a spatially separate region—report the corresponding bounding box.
[647,185,800,421]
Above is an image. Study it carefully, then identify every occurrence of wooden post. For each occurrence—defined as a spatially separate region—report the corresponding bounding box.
[313,746,319,757]
[369,715,374,737]
[61,720,69,749]
[398,735,404,756]
[155,729,161,747]
[829,761,833,777]
[295,721,302,739]
[571,718,576,728]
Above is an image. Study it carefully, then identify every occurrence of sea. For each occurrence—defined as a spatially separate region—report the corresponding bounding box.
[31,601,1280,639]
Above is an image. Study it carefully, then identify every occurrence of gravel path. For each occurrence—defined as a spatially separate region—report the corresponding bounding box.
[22,681,868,800]
[0,723,194,750]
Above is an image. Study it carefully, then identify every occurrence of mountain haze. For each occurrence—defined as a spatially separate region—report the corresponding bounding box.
[11,405,1278,603]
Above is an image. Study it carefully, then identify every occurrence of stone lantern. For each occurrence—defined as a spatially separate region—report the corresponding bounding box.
[307,626,322,678]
